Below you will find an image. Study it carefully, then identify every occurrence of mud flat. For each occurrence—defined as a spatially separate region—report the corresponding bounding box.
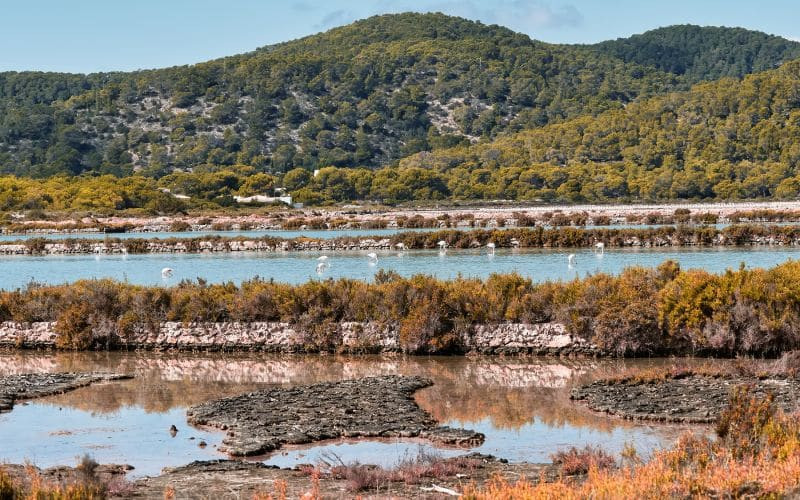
[0,372,132,412]
[130,454,549,499]
[571,375,800,423]
[187,375,484,457]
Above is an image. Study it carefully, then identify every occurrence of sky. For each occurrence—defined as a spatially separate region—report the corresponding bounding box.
[2,0,799,73]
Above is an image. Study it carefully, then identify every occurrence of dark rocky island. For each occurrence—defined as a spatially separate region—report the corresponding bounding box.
[0,372,132,413]
[186,375,485,456]
[571,374,800,423]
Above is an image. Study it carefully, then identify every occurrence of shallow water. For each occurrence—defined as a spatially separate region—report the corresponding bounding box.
[1,246,798,290]
[0,352,700,477]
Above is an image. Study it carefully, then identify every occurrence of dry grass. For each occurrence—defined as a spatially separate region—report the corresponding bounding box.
[299,448,482,493]
[594,357,782,385]
[464,387,800,499]
[550,445,615,475]
[0,463,106,500]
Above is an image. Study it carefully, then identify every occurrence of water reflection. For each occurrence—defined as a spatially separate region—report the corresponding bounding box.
[0,351,702,475]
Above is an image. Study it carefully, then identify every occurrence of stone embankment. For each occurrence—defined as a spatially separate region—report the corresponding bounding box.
[0,321,598,356]
[571,375,800,423]
[187,375,483,456]
[0,238,400,255]
[5,228,800,255]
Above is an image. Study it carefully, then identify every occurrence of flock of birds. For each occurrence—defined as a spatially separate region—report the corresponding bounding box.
[158,240,607,279]
[306,240,606,276]
[158,240,608,279]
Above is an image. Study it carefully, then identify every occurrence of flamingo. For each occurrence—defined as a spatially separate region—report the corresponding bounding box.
[161,267,174,278]
[567,254,576,267]
[594,242,605,255]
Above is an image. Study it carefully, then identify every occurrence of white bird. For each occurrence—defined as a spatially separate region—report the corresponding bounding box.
[367,252,378,264]
[317,255,329,261]
[316,262,328,274]
[510,238,520,248]
[567,254,576,267]
[395,242,406,250]
[594,242,605,254]
[161,267,174,278]
[437,240,448,249]
[487,242,496,254]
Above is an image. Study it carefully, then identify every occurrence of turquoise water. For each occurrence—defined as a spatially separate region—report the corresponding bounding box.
[1,246,797,290]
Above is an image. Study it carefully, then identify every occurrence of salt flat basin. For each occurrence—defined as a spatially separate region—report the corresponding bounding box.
[0,246,798,290]
[0,352,701,477]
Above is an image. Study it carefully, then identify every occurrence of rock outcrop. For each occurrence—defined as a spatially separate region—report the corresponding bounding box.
[571,374,800,423]
[186,375,484,456]
[0,372,132,412]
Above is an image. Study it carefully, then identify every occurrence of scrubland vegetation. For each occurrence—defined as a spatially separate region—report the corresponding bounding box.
[464,386,800,499]
[0,456,109,499]
[1,260,800,355]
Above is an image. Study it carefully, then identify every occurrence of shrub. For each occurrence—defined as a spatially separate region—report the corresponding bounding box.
[551,445,616,475]
[169,220,191,232]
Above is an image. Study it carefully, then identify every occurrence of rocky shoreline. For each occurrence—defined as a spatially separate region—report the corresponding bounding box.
[0,320,600,356]
[571,374,800,423]
[6,225,800,255]
[6,199,800,236]
[129,454,550,499]
[187,375,484,457]
[0,372,132,412]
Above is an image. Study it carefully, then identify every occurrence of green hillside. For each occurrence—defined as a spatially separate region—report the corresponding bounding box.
[2,14,800,210]
[0,13,755,178]
[393,59,800,202]
[592,24,800,83]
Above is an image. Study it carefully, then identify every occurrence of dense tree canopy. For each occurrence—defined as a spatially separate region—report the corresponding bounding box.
[593,25,800,83]
[396,59,800,202]
[2,14,797,178]
[1,14,800,207]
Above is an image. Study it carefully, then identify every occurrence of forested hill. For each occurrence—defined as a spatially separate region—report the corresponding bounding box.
[395,59,800,202]
[1,13,797,179]
[591,25,800,83]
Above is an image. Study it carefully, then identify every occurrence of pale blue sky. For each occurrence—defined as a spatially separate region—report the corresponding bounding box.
[2,0,799,73]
